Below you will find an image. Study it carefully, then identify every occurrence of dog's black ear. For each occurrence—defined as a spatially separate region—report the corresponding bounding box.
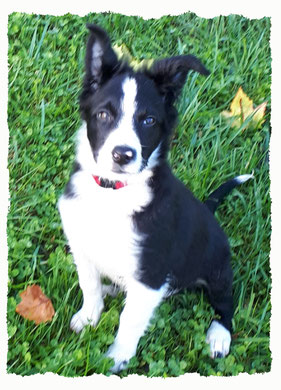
[84,24,119,91]
[147,55,210,105]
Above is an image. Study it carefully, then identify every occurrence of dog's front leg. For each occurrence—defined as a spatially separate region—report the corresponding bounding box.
[70,252,104,333]
[107,280,167,373]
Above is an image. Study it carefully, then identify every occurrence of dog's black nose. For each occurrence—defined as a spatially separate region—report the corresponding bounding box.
[112,146,136,165]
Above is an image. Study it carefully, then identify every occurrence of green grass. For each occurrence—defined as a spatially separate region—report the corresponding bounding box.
[7,12,271,377]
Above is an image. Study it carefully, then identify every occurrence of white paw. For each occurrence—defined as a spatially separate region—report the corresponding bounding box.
[70,302,104,333]
[206,320,231,358]
[106,342,135,373]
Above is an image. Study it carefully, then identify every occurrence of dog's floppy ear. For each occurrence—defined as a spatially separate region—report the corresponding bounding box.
[84,24,119,91]
[147,55,210,105]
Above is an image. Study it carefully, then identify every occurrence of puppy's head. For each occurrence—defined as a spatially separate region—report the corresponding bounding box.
[80,24,209,180]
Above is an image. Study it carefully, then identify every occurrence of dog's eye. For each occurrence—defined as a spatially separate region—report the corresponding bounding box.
[143,116,156,126]
[97,111,111,122]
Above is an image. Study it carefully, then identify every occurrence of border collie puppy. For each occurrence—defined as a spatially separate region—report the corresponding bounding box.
[58,24,252,373]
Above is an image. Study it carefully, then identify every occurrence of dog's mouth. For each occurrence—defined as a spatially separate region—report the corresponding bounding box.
[111,164,128,174]
[93,175,127,190]
[92,160,144,185]
[111,158,148,175]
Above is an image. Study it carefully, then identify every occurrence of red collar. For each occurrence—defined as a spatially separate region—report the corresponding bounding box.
[93,175,127,190]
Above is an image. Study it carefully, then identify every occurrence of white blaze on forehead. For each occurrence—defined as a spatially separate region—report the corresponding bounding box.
[121,77,138,124]
[95,76,143,177]
[114,77,140,156]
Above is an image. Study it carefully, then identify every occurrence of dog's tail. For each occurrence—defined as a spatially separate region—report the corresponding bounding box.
[205,173,254,213]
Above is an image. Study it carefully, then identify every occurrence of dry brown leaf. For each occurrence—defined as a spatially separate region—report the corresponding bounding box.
[16,285,55,325]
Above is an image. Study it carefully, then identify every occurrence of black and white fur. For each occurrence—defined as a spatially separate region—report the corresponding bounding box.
[58,24,252,373]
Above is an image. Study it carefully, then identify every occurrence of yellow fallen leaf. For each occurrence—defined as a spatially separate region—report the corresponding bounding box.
[16,285,55,325]
[113,44,154,71]
[252,101,267,125]
[113,44,133,63]
[221,86,267,129]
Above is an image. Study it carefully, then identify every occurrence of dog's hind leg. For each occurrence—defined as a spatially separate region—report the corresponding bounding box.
[205,267,233,358]
[106,280,167,373]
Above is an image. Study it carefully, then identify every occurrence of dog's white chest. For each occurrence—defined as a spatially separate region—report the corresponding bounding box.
[58,171,151,288]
